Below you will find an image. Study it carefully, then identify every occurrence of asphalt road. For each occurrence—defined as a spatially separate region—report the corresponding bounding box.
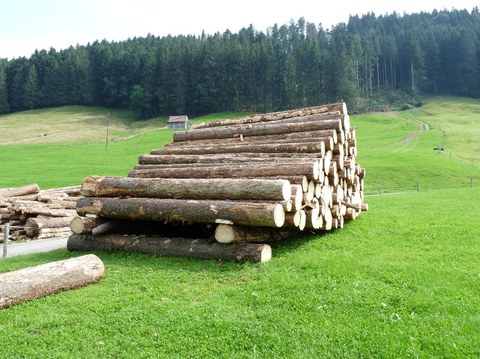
[3,237,68,258]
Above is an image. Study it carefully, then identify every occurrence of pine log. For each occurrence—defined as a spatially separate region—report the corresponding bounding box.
[215,224,296,243]
[81,176,292,202]
[70,216,104,235]
[345,208,358,220]
[14,207,77,217]
[128,162,319,180]
[0,254,104,309]
[76,197,285,228]
[166,129,338,148]
[291,184,303,212]
[139,154,324,166]
[192,102,347,129]
[304,208,322,230]
[152,141,326,156]
[139,154,318,165]
[36,193,68,203]
[25,216,75,237]
[173,118,342,142]
[67,234,272,263]
[0,184,40,198]
[166,136,333,151]
[35,227,72,239]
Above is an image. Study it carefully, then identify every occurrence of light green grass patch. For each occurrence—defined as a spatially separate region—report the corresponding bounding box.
[409,96,480,167]
[0,106,168,145]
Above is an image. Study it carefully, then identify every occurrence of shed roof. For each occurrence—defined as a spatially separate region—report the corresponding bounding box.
[168,115,189,123]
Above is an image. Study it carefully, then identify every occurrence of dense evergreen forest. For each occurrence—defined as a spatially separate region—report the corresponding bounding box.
[0,8,479,117]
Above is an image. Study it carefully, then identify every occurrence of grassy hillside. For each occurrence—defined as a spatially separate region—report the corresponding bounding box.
[0,108,250,188]
[356,96,480,193]
[0,106,170,145]
[0,97,479,357]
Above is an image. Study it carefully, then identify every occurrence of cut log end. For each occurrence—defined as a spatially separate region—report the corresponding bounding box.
[274,203,285,227]
[281,180,292,201]
[215,224,236,243]
[259,245,272,262]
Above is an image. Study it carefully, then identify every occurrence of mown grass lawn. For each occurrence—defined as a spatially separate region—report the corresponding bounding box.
[0,188,479,358]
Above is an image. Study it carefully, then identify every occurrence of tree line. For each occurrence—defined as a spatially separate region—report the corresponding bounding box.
[0,8,479,117]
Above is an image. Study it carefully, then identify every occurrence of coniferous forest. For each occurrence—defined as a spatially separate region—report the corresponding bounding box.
[0,8,479,117]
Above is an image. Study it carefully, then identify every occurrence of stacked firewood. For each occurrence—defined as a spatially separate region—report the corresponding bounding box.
[0,184,80,241]
[69,102,367,262]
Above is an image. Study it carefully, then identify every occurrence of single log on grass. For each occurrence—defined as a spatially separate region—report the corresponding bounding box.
[67,234,272,263]
[0,184,40,199]
[76,197,285,228]
[81,176,292,202]
[215,224,296,243]
[0,254,104,309]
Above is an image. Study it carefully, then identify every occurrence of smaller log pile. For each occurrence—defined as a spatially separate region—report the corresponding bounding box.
[0,184,80,241]
[69,102,367,262]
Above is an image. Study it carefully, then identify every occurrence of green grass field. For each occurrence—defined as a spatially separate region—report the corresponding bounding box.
[0,97,479,357]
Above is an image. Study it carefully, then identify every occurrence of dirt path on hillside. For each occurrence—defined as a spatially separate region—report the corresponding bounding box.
[384,112,429,144]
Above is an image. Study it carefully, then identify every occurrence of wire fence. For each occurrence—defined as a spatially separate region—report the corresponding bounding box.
[364,177,477,196]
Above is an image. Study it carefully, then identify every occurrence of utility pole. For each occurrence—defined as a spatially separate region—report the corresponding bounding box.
[411,62,416,104]
[105,112,110,152]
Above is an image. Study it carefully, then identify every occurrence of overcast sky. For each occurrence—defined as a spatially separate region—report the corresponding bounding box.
[1,0,478,59]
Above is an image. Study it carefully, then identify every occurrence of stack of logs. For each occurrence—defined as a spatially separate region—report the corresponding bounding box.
[0,184,80,241]
[68,102,367,262]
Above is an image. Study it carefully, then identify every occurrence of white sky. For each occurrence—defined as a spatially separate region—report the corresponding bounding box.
[1,0,478,59]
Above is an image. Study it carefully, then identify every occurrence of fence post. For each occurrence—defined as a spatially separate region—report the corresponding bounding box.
[471,178,474,188]
[2,223,9,259]
[416,180,420,193]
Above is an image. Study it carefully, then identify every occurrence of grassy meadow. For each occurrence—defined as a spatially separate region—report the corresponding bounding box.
[0,97,479,357]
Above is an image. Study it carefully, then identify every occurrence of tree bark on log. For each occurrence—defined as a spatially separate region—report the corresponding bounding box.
[0,254,104,309]
[128,162,319,180]
[36,228,72,239]
[81,176,291,202]
[0,184,40,198]
[139,154,322,166]
[173,118,342,142]
[67,234,272,263]
[192,102,346,129]
[166,129,337,148]
[70,216,102,235]
[142,153,322,166]
[215,224,296,243]
[76,197,285,228]
[152,141,326,156]
[25,216,75,237]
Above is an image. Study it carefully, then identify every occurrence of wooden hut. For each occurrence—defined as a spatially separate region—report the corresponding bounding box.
[167,115,190,129]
